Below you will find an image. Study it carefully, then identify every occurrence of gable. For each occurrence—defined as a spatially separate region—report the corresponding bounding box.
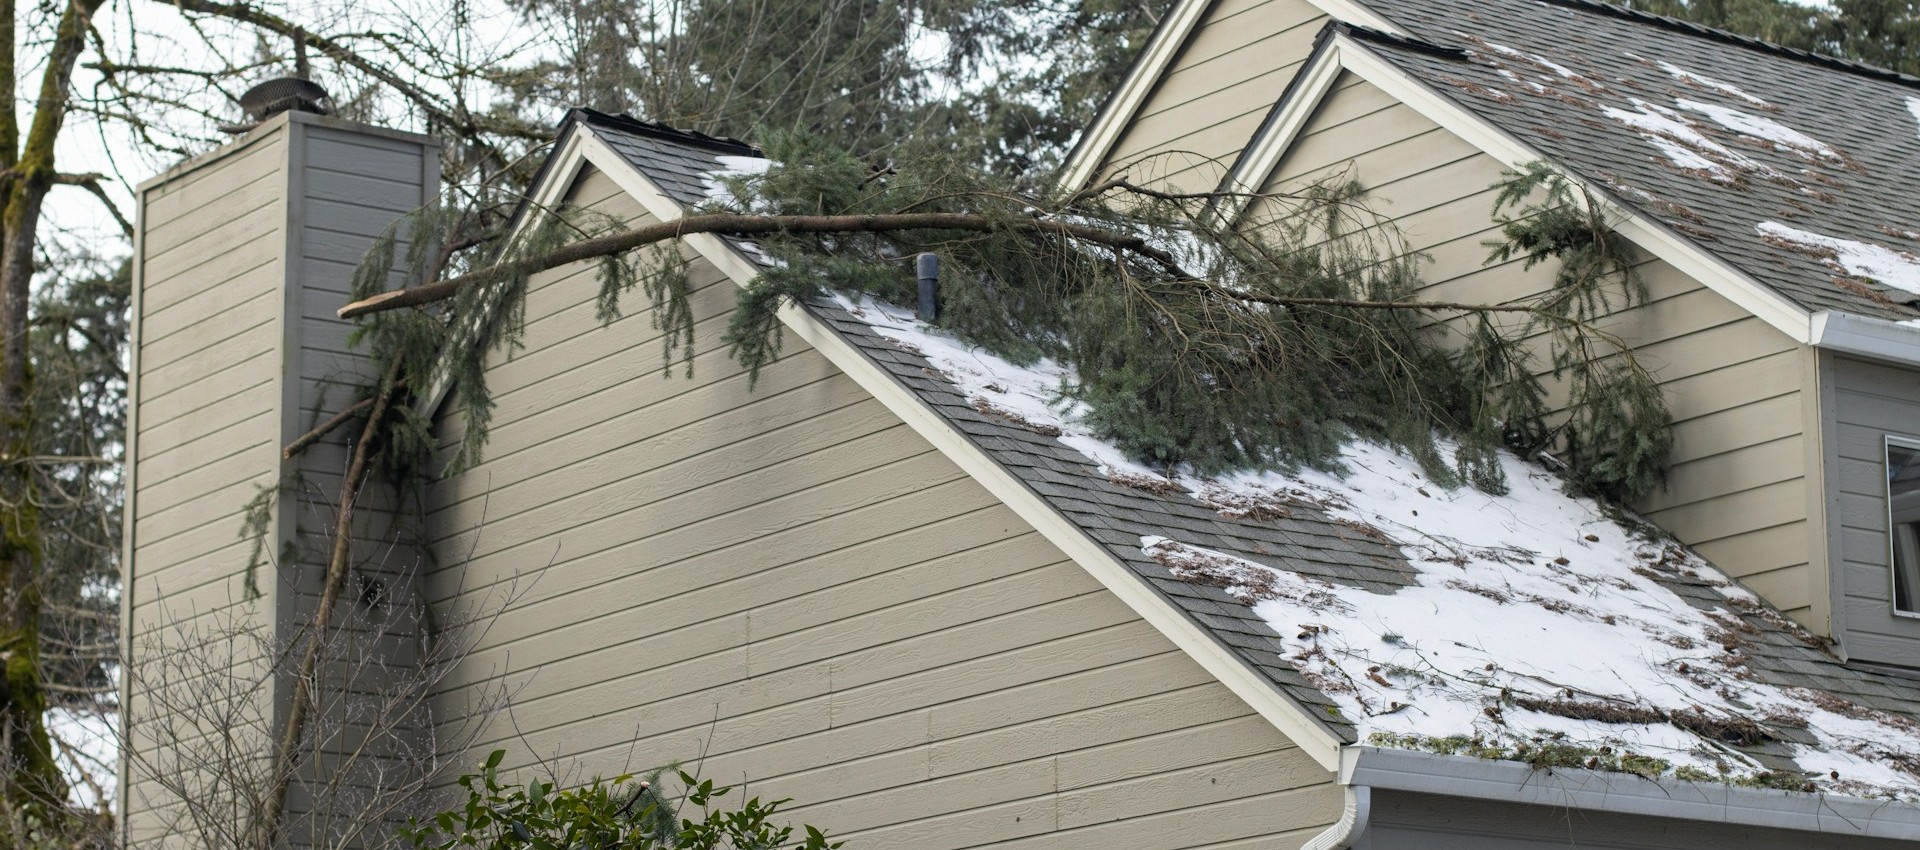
[1063,0,1402,191]
[418,160,1347,846]
[1235,69,1827,631]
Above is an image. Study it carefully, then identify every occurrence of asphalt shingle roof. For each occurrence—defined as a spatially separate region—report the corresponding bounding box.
[1344,0,1920,321]
[571,57,1920,775]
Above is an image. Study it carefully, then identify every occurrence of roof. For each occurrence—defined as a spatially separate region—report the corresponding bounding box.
[570,99,1920,803]
[1329,0,1920,321]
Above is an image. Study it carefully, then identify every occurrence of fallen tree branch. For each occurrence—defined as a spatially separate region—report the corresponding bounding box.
[251,356,404,850]
[281,397,375,459]
[337,210,1199,318]
[338,210,1557,323]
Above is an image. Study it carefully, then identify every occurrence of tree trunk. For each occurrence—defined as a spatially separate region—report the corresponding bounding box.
[0,0,109,818]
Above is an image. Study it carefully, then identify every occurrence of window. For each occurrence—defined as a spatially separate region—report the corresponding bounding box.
[1890,437,1920,616]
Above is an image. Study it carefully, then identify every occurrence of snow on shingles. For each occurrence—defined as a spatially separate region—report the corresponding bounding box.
[699,155,780,266]
[1908,98,1920,141]
[1758,221,1920,296]
[831,290,1920,799]
[1675,99,1842,162]
[1656,59,1770,107]
[1479,39,1599,88]
[1602,99,1757,182]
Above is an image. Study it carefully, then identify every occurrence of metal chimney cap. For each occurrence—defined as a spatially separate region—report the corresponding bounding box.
[238,77,332,122]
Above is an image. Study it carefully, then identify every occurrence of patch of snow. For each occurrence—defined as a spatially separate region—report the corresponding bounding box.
[831,289,1920,800]
[700,155,781,266]
[1481,40,1597,88]
[1907,98,1920,141]
[1657,60,1769,107]
[48,708,115,811]
[1757,221,1920,296]
[1675,99,1840,161]
[1602,99,1753,182]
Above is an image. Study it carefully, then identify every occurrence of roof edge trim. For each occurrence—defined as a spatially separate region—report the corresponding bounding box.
[1210,24,1346,225]
[1343,745,1920,840]
[1058,0,1405,192]
[1328,33,1815,343]
[1811,311,1920,368]
[576,128,1352,771]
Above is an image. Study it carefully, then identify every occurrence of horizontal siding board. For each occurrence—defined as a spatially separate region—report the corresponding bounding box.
[140,136,286,227]
[142,172,284,257]
[137,369,275,446]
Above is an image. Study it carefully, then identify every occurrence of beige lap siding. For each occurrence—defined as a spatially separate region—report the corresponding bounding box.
[1247,75,1818,626]
[1099,0,1330,195]
[423,165,1342,848]
[125,128,290,848]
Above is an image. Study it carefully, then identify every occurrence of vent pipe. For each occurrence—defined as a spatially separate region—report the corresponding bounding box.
[916,253,939,322]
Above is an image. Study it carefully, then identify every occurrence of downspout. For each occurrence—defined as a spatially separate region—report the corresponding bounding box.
[1302,785,1371,850]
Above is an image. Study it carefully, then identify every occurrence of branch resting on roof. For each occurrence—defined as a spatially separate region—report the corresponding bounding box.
[337,210,1537,319]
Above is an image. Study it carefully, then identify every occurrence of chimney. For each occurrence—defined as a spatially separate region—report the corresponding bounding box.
[121,104,439,844]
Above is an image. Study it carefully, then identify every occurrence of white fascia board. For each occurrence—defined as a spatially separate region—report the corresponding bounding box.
[1060,0,1404,192]
[1213,37,1348,226]
[1810,311,1920,368]
[1343,746,1920,841]
[415,126,591,418]
[577,127,1350,771]
[1329,35,1815,344]
[1059,0,1213,190]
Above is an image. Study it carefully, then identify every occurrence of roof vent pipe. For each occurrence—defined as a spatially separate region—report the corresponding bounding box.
[916,253,939,322]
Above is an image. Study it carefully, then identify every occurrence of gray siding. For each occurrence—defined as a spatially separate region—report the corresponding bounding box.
[1244,75,1819,626]
[1826,354,1920,666]
[1367,790,1918,849]
[1099,0,1329,194]
[126,123,290,848]
[422,165,1342,849]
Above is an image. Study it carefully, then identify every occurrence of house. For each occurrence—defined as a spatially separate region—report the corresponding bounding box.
[119,0,1920,848]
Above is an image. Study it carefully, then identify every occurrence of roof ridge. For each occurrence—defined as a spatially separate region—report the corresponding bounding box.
[1542,0,1920,90]
[1333,20,1468,60]
[568,108,764,157]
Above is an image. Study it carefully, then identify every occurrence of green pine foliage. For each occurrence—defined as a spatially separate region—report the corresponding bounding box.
[1484,163,1672,501]
[344,141,1676,527]
[404,750,841,850]
[1629,0,1920,78]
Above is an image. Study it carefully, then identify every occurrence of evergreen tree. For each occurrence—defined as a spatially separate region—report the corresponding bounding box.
[1630,0,1920,77]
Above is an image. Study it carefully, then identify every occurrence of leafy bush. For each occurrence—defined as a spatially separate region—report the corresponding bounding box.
[403,751,841,850]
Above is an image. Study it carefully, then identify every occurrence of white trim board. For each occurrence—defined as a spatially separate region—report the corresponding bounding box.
[1059,0,1404,192]
[1216,30,1818,346]
[573,125,1350,770]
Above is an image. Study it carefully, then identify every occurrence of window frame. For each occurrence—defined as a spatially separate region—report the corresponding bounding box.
[1887,434,1920,620]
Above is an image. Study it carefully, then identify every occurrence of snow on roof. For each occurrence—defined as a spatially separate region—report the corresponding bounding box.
[699,155,781,266]
[1601,99,1756,183]
[830,290,1920,801]
[1758,221,1920,296]
[1655,59,1769,107]
[1674,99,1841,162]
[1477,39,1602,90]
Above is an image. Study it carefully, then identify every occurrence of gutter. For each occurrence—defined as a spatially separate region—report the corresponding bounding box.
[1341,746,1920,842]
[1301,785,1371,850]
[1810,310,1920,368]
